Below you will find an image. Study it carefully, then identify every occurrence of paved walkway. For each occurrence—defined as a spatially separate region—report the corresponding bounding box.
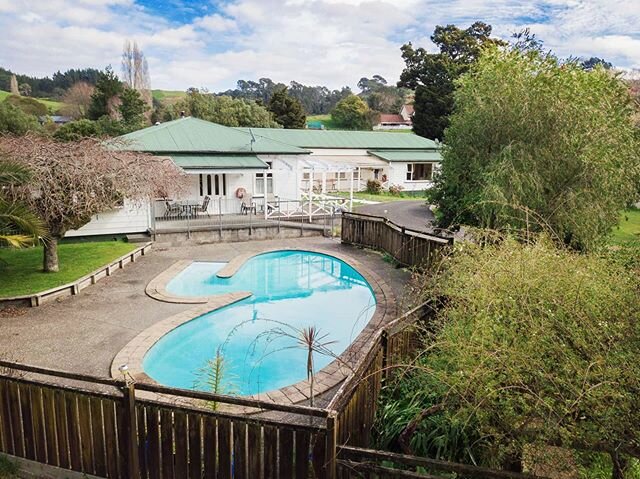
[356,200,435,232]
[0,237,411,380]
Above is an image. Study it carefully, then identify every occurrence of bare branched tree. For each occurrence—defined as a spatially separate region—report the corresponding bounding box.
[61,82,95,119]
[121,40,152,108]
[0,134,188,272]
[9,74,19,96]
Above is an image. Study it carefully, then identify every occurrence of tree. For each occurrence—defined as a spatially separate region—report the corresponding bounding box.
[429,47,640,250]
[0,135,187,272]
[378,237,640,475]
[0,159,47,248]
[267,88,306,129]
[398,22,504,139]
[61,82,95,119]
[331,95,372,130]
[53,119,100,141]
[9,74,19,95]
[170,90,281,127]
[581,56,613,71]
[121,40,152,108]
[88,66,123,120]
[18,83,31,97]
[119,88,148,128]
[0,102,40,134]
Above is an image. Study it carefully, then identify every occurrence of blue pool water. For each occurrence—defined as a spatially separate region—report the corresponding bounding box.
[143,251,376,395]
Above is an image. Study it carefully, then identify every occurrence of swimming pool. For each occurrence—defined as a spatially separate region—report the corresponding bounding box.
[143,251,376,395]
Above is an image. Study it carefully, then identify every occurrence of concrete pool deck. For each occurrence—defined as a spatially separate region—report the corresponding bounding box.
[0,237,411,397]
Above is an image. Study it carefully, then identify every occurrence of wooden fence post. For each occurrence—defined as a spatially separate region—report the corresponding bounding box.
[326,412,338,479]
[381,330,389,381]
[121,383,141,479]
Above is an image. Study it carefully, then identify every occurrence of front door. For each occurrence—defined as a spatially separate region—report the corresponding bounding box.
[199,173,227,213]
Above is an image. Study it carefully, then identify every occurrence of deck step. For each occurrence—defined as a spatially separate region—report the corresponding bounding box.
[126,232,152,243]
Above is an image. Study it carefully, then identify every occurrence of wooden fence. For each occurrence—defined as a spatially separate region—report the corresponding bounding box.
[341,212,452,269]
[0,303,547,479]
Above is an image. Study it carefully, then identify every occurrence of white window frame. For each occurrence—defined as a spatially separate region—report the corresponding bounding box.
[406,163,434,182]
[255,162,274,195]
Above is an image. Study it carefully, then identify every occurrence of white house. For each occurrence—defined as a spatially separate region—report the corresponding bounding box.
[66,117,441,237]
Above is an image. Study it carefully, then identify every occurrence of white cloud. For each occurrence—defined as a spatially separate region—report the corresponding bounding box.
[0,0,639,91]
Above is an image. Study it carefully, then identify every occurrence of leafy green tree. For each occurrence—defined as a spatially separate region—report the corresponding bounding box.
[3,95,47,117]
[118,87,148,128]
[0,102,40,134]
[88,66,123,120]
[429,48,639,250]
[377,237,640,475]
[267,88,306,129]
[0,159,47,248]
[53,119,100,141]
[398,22,504,139]
[330,95,372,130]
[170,89,280,127]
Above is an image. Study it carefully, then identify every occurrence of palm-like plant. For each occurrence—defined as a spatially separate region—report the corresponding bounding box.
[0,159,47,248]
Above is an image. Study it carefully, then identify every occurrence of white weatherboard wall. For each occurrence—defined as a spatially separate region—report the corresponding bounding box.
[388,162,436,192]
[65,200,151,237]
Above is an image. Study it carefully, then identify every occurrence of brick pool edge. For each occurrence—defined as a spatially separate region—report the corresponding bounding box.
[111,246,396,411]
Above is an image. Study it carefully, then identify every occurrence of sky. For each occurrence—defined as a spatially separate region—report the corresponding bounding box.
[0,0,639,92]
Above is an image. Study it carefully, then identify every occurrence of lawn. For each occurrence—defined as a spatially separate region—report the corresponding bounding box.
[307,114,339,129]
[0,240,138,298]
[152,89,187,103]
[610,208,640,245]
[334,190,428,203]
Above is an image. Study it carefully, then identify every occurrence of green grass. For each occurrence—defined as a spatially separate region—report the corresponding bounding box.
[334,190,428,203]
[610,208,640,245]
[0,455,18,478]
[307,114,339,129]
[0,90,65,114]
[0,240,138,298]
[152,89,187,102]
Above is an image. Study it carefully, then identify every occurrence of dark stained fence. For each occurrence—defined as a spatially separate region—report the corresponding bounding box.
[341,212,452,269]
[0,361,332,479]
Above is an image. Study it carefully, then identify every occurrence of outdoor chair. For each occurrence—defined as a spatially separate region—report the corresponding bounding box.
[241,194,256,215]
[192,195,211,218]
[164,200,182,218]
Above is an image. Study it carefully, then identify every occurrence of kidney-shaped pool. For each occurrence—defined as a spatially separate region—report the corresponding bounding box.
[143,250,376,395]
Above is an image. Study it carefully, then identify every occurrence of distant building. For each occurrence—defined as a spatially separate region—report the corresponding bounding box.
[373,104,414,130]
[39,115,73,125]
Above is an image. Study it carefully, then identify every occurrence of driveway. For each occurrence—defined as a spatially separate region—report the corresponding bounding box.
[356,200,434,232]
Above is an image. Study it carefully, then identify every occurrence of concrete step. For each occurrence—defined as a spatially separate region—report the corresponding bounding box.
[126,232,152,243]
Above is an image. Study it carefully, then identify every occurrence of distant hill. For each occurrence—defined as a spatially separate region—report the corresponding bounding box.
[0,90,65,114]
[306,113,415,133]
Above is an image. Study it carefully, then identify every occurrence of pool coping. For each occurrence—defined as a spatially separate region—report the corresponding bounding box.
[112,246,396,411]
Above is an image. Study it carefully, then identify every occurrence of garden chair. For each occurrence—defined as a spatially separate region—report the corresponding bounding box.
[241,194,256,215]
[164,200,181,218]
[192,196,211,218]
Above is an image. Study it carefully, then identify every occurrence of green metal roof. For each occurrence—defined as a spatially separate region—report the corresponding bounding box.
[369,150,442,162]
[116,117,308,154]
[169,154,267,169]
[237,127,438,149]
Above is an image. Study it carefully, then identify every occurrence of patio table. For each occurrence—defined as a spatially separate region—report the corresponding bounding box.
[177,200,201,218]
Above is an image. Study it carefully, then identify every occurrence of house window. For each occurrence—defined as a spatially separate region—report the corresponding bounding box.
[406,163,433,181]
[337,170,360,180]
[255,162,273,195]
[199,174,227,196]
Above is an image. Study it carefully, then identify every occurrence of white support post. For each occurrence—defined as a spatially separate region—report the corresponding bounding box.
[263,171,268,220]
[357,167,362,192]
[309,168,313,222]
[337,172,341,191]
[321,171,327,195]
[349,169,354,211]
